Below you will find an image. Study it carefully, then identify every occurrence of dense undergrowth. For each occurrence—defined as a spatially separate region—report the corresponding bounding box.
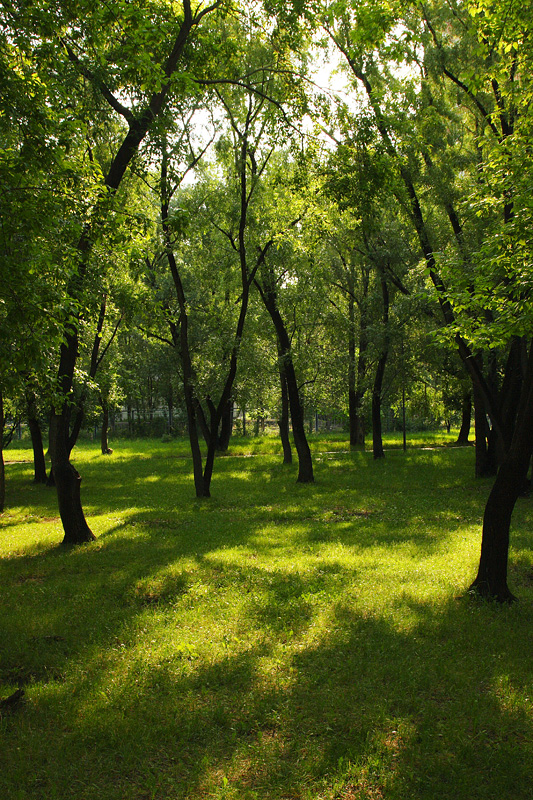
[1,433,532,799]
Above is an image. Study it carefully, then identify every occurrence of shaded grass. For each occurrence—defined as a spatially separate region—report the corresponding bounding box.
[1,434,532,799]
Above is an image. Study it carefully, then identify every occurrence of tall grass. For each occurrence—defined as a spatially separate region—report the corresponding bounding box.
[1,434,532,799]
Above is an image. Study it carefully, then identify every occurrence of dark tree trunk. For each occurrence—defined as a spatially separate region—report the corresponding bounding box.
[68,405,85,457]
[49,331,95,544]
[473,375,495,478]
[100,398,112,454]
[217,399,233,452]
[372,387,385,459]
[194,399,211,448]
[26,393,47,483]
[469,344,533,601]
[256,274,313,483]
[285,355,314,482]
[348,291,367,449]
[456,391,471,445]
[372,276,389,460]
[0,389,5,512]
[277,358,292,465]
[28,416,47,483]
[49,409,95,545]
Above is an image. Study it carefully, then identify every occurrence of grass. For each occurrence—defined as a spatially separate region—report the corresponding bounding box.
[1,432,533,800]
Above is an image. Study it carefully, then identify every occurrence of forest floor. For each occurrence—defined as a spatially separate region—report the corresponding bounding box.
[1,432,533,799]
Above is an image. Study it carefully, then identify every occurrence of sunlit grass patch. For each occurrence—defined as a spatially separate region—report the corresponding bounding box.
[1,433,533,799]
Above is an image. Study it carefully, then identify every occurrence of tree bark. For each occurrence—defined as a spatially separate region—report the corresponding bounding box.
[100,397,112,454]
[372,276,389,460]
[469,343,533,601]
[348,287,367,449]
[49,409,95,544]
[255,274,314,483]
[456,391,471,445]
[217,399,233,452]
[49,296,95,543]
[473,377,495,478]
[26,393,47,483]
[277,355,292,464]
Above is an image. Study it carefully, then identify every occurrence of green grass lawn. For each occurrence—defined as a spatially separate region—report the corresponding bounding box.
[1,433,533,799]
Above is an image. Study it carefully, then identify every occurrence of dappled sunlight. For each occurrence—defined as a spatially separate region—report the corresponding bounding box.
[2,440,533,798]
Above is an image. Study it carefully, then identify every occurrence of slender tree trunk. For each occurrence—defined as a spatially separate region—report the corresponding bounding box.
[456,391,471,445]
[372,277,389,460]
[100,397,112,454]
[26,393,47,483]
[348,294,359,448]
[217,399,233,452]
[28,416,47,483]
[0,389,5,513]
[256,276,313,482]
[278,357,292,464]
[285,355,314,482]
[348,290,367,449]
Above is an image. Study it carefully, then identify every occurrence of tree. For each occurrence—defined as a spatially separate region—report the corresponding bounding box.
[322,0,533,599]
[3,0,235,542]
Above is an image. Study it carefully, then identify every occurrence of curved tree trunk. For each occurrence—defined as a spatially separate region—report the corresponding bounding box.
[256,274,313,483]
[49,409,95,545]
[49,328,95,544]
[469,344,533,601]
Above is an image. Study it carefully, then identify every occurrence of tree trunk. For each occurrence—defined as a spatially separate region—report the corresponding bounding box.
[348,292,367,449]
[256,274,313,482]
[286,356,314,482]
[26,393,47,483]
[372,277,389,460]
[49,411,95,544]
[372,387,384,459]
[469,344,533,601]
[473,377,495,478]
[277,359,292,464]
[456,391,471,445]
[49,334,95,544]
[100,397,112,454]
[217,399,233,452]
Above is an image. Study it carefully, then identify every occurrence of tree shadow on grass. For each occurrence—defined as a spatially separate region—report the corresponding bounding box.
[2,525,533,800]
[2,445,532,798]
